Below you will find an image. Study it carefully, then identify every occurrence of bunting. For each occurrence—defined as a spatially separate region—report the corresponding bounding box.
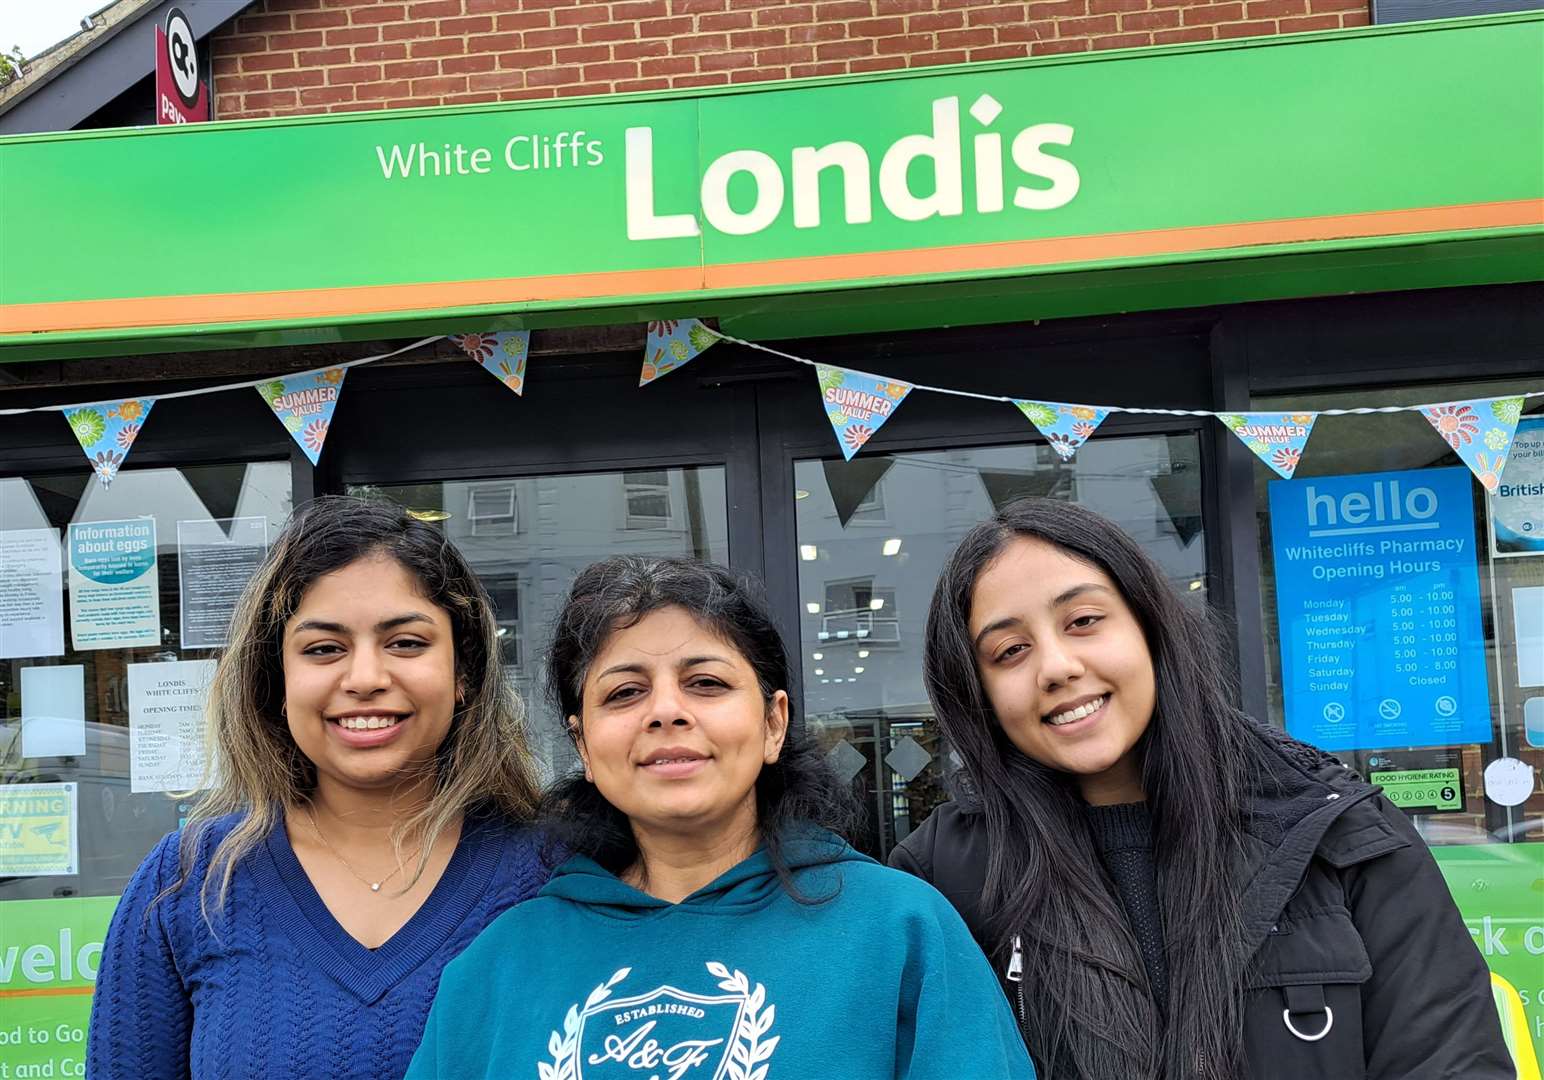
[640,319,717,386]
[450,330,531,395]
[64,398,155,488]
[817,364,913,460]
[1218,411,1319,479]
[1012,400,1110,461]
[3,322,1540,497]
[1421,396,1525,492]
[256,368,346,466]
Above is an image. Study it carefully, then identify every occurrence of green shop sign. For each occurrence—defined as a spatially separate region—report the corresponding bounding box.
[0,895,119,1078]
[0,14,1540,357]
[1433,841,1544,1067]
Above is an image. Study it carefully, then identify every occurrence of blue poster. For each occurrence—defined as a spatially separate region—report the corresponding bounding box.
[1268,467,1493,752]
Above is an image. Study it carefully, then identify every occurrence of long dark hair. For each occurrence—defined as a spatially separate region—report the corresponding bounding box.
[540,555,860,896]
[925,498,1264,1080]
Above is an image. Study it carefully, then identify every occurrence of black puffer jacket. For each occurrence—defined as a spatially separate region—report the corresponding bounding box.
[889,723,1513,1080]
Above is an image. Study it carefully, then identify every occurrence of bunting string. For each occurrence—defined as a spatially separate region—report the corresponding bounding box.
[698,327,1544,417]
[1,320,1539,491]
[0,335,445,417]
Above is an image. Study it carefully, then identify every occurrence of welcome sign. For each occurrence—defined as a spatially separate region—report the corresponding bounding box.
[1,16,1539,351]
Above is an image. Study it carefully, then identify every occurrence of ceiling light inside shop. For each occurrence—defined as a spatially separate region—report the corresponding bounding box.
[858,649,869,658]
[800,545,818,561]
[820,678,830,684]
[814,668,824,676]
[795,489,811,500]
[882,538,902,556]
[812,652,823,660]
[1189,579,1204,590]
[818,631,830,641]
[856,629,869,638]
[407,508,451,522]
[854,666,865,674]
[807,602,821,614]
[869,597,885,610]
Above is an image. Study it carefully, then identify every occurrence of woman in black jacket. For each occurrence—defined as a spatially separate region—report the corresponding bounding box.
[889,497,1512,1080]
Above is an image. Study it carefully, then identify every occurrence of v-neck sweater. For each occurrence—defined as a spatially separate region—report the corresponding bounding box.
[86,810,549,1080]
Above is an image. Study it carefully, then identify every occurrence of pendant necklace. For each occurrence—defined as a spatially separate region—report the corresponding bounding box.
[303,805,417,893]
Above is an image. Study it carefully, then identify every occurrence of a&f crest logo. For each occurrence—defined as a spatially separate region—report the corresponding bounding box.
[538,962,779,1080]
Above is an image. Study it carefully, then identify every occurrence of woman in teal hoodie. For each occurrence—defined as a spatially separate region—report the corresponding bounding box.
[408,555,1034,1080]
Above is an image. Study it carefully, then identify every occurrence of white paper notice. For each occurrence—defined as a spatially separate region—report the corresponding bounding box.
[128,658,217,794]
[20,665,86,758]
[0,527,65,659]
[1513,586,1544,688]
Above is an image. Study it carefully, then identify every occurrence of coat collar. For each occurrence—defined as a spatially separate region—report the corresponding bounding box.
[1233,722,1408,957]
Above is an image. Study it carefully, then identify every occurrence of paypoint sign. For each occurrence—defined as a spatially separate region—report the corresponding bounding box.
[0,897,118,1078]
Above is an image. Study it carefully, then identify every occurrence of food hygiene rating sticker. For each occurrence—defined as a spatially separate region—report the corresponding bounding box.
[1370,768,1463,812]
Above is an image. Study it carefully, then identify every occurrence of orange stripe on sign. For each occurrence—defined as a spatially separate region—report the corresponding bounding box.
[2,199,1539,336]
[0,985,95,998]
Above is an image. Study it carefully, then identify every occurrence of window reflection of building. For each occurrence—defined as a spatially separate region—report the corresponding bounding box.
[362,467,729,783]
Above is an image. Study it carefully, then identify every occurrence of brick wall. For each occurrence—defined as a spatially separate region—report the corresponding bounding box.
[212,0,1371,120]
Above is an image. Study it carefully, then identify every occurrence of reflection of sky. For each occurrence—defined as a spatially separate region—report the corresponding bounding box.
[0,479,51,530]
[72,465,292,547]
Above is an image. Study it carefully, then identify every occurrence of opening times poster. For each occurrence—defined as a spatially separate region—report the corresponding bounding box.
[66,518,160,651]
[1269,467,1493,752]
[128,658,217,794]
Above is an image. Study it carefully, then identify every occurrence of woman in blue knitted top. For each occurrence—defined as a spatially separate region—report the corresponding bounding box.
[86,496,550,1080]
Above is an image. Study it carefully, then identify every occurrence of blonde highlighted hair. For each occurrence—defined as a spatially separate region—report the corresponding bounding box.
[177,495,540,917]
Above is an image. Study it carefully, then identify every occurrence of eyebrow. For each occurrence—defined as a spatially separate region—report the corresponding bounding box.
[593,654,734,681]
[971,584,1114,651]
[289,612,436,636]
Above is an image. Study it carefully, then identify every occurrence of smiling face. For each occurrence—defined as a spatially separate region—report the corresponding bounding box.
[968,536,1157,805]
[572,605,788,844]
[282,553,460,798]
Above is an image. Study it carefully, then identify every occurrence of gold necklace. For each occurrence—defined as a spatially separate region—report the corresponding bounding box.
[302,805,417,893]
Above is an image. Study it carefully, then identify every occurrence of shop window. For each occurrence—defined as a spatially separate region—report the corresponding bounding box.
[1247,378,1543,1065]
[360,466,729,782]
[623,470,673,530]
[795,435,1205,858]
[467,484,517,536]
[0,461,292,1069]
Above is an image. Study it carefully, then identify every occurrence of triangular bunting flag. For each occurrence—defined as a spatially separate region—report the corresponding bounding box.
[640,319,717,386]
[1217,411,1318,479]
[449,330,531,395]
[1421,396,1525,492]
[817,364,913,460]
[256,368,346,466]
[1012,400,1110,461]
[65,397,155,487]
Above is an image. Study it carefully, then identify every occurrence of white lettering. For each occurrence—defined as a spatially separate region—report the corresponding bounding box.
[1011,122,1079,210]
[625,127,700,240]
[701,149,785,236]
[878,96,963,222]
[791,142,871,228]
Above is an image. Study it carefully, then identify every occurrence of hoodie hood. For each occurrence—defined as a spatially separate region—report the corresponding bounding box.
[539,828,869,920]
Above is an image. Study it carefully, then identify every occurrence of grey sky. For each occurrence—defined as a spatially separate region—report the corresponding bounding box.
[2,0,114,58]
